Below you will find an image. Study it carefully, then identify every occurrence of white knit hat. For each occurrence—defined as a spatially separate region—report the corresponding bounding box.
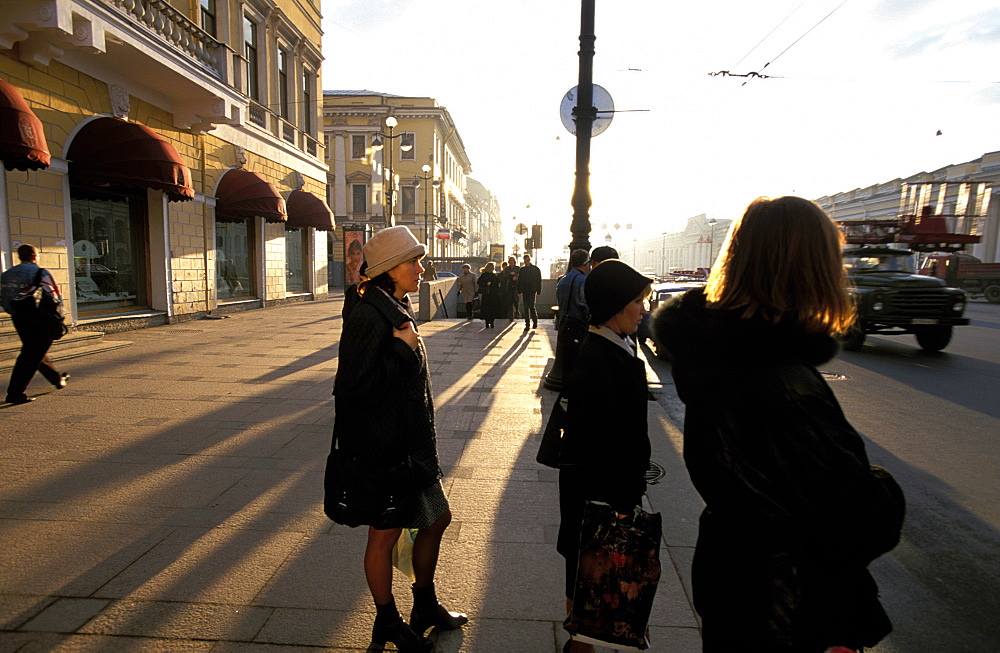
[364,226,426,278]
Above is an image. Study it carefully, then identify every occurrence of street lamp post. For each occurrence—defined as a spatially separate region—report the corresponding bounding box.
[416,163,440,255]
[706,217,718,269]
[570,0,596,252]
[371,116,412,227]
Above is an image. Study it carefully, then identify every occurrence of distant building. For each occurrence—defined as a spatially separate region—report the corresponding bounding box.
[621,215,733,277]
[0,0,329,330]
[815,151,1000,262]
[464,178,502,260]
[321,92,497,284]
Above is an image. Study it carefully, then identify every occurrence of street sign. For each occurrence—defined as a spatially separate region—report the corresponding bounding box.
[436,228,451,240]
[559,84,615,137]
[515,223,528,235]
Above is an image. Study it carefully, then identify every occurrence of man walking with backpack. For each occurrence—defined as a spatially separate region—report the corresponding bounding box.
[1,244,69,404]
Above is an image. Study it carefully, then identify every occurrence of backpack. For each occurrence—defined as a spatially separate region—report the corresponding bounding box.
[16,269,69,340]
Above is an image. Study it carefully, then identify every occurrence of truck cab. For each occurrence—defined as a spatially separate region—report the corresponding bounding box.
[842,245,968,352]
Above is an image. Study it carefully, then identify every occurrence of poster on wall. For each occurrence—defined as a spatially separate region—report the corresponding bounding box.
[490,243,504,263]
[344,227,365,286]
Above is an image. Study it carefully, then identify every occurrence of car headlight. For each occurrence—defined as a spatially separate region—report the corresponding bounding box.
[871,292,885,311]
[953,298,965,312]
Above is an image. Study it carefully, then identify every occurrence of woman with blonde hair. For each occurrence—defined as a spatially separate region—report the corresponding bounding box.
[652,196,904,652]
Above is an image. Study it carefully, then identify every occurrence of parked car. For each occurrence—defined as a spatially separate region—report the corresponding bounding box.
[435,271,457,279]
[637,281,705,358]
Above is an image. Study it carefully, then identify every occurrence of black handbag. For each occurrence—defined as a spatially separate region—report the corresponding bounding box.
[536,394,567,468]
[324,439,442,528]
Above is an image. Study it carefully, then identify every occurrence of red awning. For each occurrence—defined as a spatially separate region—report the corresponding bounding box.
[67,117,193,201]
[285,189,334,230]
[215,168,286,222]
[0,79,50,171]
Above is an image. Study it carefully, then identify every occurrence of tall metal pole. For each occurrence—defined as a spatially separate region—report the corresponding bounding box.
[570,0,596,252]
[386,123,394,227]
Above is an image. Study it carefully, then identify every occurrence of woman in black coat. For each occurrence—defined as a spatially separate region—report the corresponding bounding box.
[477,261,500,328]
[327,226,466,653]
[651,197,904,652]
[557,259,653,653]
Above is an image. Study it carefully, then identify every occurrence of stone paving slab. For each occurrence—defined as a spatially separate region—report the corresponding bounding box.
[0,296,702,651]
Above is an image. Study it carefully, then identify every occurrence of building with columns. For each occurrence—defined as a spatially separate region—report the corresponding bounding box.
[1,0,331,332]
[323,91,500,284]
[814,150,1000,263]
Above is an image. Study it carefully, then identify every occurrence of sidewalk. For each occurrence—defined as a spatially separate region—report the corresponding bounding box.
[0,294,703,652]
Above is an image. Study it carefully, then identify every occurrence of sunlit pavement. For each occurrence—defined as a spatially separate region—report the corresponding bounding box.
[0,293,702,652]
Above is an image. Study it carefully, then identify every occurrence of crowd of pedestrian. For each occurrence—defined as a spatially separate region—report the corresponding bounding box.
[5,201,904,653]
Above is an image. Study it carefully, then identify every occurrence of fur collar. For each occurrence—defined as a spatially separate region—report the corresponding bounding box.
[651,287,840,367]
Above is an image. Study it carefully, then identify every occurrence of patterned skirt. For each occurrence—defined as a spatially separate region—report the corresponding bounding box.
[380,480,449,530]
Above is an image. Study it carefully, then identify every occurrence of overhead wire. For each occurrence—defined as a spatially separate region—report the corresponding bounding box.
[711,0,851,85]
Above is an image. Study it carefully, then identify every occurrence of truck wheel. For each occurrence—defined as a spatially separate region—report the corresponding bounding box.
[841,325,865,351]
[915,326,953,352]
[985,285,1000,304]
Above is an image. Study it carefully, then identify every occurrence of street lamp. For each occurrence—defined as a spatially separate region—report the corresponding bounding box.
[370,116,412,227]
[706,217,718,269]
[416,163,440,254]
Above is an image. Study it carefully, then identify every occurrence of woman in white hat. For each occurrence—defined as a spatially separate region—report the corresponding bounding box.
[326,226,466,652]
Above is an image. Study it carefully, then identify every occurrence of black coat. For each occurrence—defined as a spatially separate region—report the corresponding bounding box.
[477,271,503,319]
[556,331,650,559]
[652,288,896,651]
[332,286,439,483]
[517,263,542,295]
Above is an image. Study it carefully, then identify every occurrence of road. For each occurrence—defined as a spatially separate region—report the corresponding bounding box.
[644,299,1000,652]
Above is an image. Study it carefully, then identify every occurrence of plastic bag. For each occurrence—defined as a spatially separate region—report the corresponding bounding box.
[392,528,419,581]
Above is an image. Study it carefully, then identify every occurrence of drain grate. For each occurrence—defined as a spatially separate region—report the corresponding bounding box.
[646,461,666,485]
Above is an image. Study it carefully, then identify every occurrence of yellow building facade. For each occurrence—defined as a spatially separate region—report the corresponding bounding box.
[322,91,485,282]
[1,0,330,331]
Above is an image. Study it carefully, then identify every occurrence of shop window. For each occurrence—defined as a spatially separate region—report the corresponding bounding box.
[216,219,254,300]
[71,194,148,314]
[285,226,307,293]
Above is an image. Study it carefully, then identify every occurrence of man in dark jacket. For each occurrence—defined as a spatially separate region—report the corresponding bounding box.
[516,253,542,331]
[554,249,590,376]
[1,244,69,404]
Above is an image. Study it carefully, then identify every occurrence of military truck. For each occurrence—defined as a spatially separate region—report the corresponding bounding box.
[919,252,1000,303]
[841,245,969,352]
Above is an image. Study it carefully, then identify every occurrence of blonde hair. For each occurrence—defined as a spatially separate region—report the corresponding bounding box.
[705,196,854,335]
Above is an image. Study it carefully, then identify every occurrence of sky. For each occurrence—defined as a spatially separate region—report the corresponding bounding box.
[320,0,1000,256]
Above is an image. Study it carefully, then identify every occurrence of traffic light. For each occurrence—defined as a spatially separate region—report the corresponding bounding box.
[531,224,543,249]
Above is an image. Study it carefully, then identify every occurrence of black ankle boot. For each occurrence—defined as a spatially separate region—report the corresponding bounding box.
[371,599,433,653]
[409,583,468,635]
